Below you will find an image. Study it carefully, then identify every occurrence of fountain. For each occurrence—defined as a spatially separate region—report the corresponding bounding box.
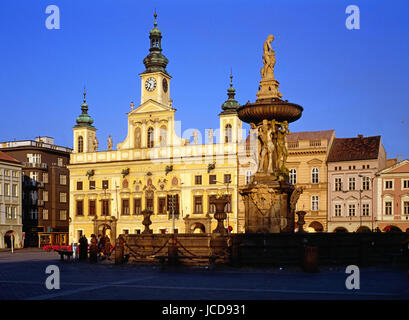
[238,35,304,233]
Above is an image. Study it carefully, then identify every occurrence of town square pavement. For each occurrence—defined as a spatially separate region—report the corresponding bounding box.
[0,248,408,301]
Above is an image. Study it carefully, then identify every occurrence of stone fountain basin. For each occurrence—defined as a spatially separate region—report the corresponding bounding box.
[237,98,303,124]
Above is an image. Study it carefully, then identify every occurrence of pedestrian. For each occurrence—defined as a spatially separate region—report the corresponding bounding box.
[89,234,98,263]
[104,235,111,260]
[99,234,106,258]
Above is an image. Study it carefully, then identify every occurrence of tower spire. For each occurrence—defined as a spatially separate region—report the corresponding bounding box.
[142,12,169,75]
[220,72,239,115]
[74,89,94,128]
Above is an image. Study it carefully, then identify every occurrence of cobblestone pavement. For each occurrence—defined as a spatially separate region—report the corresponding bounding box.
[0,248,408,300]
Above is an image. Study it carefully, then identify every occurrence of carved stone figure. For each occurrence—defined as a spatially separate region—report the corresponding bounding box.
[257,120,270,172]
[192,130,198,145]
[107,135,113,151]
[290,187,304,213]
[207,129,214,144]
[276,121,289,173]
[93,136,99,152]
[260,35,276,80]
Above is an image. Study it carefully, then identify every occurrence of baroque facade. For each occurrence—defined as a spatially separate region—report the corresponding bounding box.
[67,17,244,242]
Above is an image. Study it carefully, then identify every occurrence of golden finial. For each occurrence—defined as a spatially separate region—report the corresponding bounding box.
[154,9,157,27]
[83,86,86,103]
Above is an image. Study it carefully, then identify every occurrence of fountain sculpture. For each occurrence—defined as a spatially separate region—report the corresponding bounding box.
[238,35,304,233]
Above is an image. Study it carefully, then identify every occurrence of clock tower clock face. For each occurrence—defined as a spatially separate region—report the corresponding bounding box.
[145,77,157,92]
[162,78,168,93]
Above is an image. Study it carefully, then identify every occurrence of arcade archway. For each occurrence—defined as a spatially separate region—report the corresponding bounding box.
[308,221,324,232]
[333,227,348,233]
[4,230,15,248]
[356,226,371,233]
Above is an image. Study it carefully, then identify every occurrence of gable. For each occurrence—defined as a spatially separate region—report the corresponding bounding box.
[378,160,409,175]
[388,163,409,174]
[130,99,173,115]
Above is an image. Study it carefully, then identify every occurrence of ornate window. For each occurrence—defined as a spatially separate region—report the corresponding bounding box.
[147,127,154,148]
[76,200,83,216]
[362,203,370,216]
[122,199,130,215]
[384,201,392,215]
[348,204,356,216]
[311,168,319,184]
[146,191,154,212]
[158,197,166,215]
[195,175,202,185]
[403,201,409,215]
[89,200,96,216]
[225,124,232,143]
[362,176,370,190]
[289,169,297,185]
[194,196,203,214]
[208,195,216,213]
[78,136,84,153]
[134,198,141,215]
[348,177,356,191]
[311,196,319,211]
[335,177,342,191]
[334,204,342,216]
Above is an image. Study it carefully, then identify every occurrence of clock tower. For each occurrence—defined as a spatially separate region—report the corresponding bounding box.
[139,13,172,106]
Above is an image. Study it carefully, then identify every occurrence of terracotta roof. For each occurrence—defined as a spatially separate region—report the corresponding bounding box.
[327,135,381,162]
[286,130,334,141]
[0,150,21,164]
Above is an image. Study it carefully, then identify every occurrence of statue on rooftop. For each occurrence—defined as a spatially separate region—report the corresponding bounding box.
[107,135,113,151]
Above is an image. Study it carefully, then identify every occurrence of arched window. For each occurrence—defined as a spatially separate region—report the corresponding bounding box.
[147,127,154,148]
[289,169,297,185]
[225,124,232,143]
[312,167,319,184]
[159,125,167,147]
[78,136,84,153]
[135,127,141,148]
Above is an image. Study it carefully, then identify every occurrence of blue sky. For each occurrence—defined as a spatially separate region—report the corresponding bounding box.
[0,0,408,160]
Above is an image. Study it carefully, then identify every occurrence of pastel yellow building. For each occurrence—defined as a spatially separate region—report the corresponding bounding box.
[67,17,244,242]
[286,130,335,232]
